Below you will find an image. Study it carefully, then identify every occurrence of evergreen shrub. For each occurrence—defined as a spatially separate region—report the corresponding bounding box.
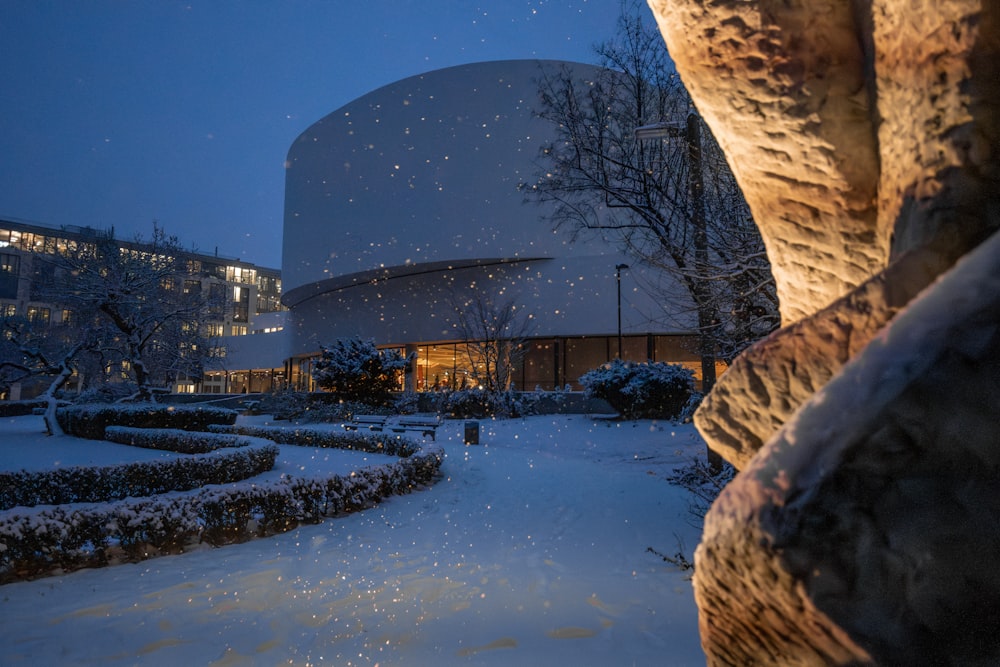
[579,359,695,420]
[433,388,537,418]
[311,337,411,406]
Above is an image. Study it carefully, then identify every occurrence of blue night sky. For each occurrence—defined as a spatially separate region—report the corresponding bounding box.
[0,1,627,269]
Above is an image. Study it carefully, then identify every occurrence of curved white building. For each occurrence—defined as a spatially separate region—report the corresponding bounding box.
[281,60,702,391]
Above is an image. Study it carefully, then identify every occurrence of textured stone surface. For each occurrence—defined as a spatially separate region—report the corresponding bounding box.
[646,0,888,325]
[652,0,1000,466]
[695,233,1000,664]
[693,241,963,470]
[646,0,1000,663]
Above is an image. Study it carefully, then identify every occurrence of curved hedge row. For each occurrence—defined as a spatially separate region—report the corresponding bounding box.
[56,403,237,440]
[208,423,422,457]
[0,408,445,582]
[106,426,249,454]
[0,436,279,509]
[0,400,49,418]
[0,444,443,581]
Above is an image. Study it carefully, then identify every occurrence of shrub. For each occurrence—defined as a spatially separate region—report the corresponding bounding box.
[259,390,400,424]
[69,383,139,405]
[0,442,444,579]
[0,400,47,418]
[56,403,237,440]
[394,390,420,415]
[105,426,247,454]
[210,423,422,457]
[432,388,537,419]
[0,437,278,509]
[311,337,412,406]
[437,388,495,418]
[579,359,695,420]
[666,456,736,527]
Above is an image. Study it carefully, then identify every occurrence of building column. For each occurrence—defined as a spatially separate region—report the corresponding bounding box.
[404,344,419,392]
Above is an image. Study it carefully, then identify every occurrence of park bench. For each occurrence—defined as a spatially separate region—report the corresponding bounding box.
[388,415,442,440]
[343,414,390,432]
[343,414,442,440]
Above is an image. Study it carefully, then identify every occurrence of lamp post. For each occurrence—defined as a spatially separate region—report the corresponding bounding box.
[615,263,629,358]
[636,113,723,472]
[634,112,715,393]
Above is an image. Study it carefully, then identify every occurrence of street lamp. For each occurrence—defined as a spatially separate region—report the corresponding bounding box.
[635,114,723,471]
[615,263,629,358]
[634,112,715,393]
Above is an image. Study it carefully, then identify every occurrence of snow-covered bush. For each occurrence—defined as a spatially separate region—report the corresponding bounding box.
[105,426,251,454]
[210,423,422,457]
[255,389,311,420]
[256,390,420,423]
[253,390,350,422]
[57,403,237,440]
[666,456,736,527]
[676,391,704,424]
[69,383,139,405]
[311,337,411,406]
[428,388,539,419]
[0,394,447,582]
[394,390,420,415]
[0,400,48,417]
[435,388,493,418]
[0,441,444,581]
[579,359,695,420]
[0,437,278,509]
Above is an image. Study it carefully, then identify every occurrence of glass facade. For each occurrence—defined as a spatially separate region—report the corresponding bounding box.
[289,333,716,394]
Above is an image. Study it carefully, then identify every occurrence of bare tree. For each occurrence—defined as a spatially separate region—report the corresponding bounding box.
[450,290,533,393]
[37,224,222,401]
[522,0,778,380]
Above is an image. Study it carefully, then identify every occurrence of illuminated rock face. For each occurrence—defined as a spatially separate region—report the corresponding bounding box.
[647,0,1000,662]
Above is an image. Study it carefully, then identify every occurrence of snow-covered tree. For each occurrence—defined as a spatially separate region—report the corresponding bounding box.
[523,0,778,380]
[35,224,221,401]
[312,337,411,405]
[0,314,95,434]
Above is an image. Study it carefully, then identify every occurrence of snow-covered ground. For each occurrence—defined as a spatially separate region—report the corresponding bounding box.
[0,413,707,666]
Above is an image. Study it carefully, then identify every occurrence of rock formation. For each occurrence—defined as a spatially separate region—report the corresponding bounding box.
[645,0,1000,663]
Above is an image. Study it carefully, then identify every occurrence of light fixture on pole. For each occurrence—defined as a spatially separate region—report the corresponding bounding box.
[635,113,723,472]
[615,263,629,358]
[634,113,714,393]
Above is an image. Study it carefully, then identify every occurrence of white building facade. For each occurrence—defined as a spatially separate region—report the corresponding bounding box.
[281,60,704,391]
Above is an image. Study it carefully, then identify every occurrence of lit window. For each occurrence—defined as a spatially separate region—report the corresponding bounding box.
[26,306,50,324]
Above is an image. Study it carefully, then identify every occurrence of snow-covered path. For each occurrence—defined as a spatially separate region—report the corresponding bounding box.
[0,415,706,665]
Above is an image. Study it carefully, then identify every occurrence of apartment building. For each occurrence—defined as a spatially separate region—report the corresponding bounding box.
[0,218,284,397]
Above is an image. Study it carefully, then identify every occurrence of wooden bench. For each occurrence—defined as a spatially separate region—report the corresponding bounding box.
[388,415,442,440]
[344,414,442,440]
[343,414,390,432]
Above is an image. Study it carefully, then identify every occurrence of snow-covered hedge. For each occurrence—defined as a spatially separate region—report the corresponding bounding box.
[0,444,443,582]
[580,359,696,420]
[0,400,49,418]
[0,436,279,509]
[208,423,422,457]
[56,403,237,440]
[105,426,248,454]
[0,411,445,581]
[431,388,538,418]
